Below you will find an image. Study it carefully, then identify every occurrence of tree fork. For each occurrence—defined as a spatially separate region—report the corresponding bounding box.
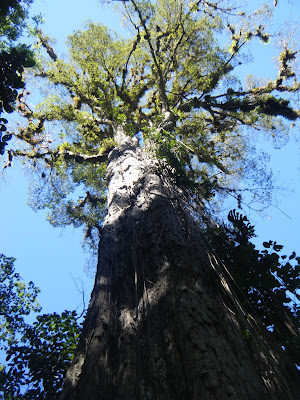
[60,131,298,400]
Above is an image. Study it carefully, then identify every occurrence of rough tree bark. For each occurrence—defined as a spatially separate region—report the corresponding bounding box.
[60,130,299,400]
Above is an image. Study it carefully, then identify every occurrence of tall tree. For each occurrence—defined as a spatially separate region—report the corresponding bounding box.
[5,0,300,398]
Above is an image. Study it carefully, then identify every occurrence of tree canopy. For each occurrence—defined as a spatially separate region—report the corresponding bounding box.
[7,0,299,232]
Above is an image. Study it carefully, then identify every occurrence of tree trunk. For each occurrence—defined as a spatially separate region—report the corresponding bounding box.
[60,135,299,400]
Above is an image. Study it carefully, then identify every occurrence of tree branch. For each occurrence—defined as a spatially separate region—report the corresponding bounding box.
[12,148,111,165]
[130,0,169,111]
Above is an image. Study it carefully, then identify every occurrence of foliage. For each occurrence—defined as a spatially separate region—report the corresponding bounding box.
[0,0,36,143]
[0,254,41,349]
[0,0,33,43]
[7,0,299,235]
[207,210,300,367]
[0,255,82,399]
[0,311,81,400]
[0,44,35,114]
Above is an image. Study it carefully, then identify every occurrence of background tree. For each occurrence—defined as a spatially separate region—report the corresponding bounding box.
[207,210,300,368]
[0,254,40,349]
[4,0,300,398]
[0,255,82,400]
[1,311,81,400]
[0,0,36,155]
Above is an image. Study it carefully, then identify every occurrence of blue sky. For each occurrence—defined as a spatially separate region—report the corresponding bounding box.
[0,0,299,325]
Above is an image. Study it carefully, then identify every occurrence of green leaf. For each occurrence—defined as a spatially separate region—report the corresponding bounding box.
[273,244,284,252]
[289,251,296,260]
[263,241,271,248]
[1,134,12,142]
